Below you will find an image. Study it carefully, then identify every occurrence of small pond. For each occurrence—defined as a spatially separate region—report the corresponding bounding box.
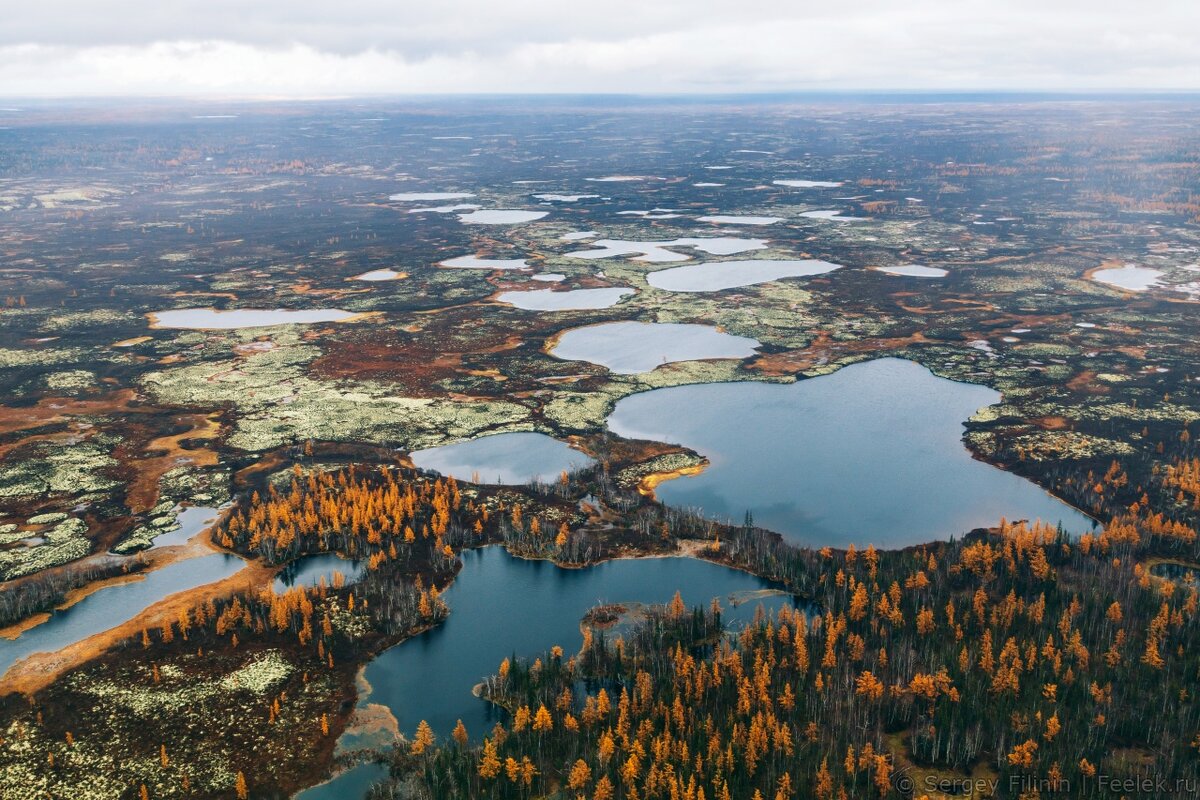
[149,309,356,329]
[874,265,948,278]
[353,269,404,281]
[1149,561,1199,585]
[410,432,594,485]
[495,287,634,311]
[0,553,245,679]
[274,554,366,593]
[550,321,761,374]
[150,506,221,549]
[648,259,841,292]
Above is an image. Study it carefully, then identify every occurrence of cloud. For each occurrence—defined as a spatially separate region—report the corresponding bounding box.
[1,1,1197,96]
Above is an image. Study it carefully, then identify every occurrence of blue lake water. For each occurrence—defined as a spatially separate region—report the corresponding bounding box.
[362,547,791,740]
[294,763,389,800]
[150,505,221,548]
[607,358,1094,547]
[0,553,244,679]
[303,546,791,798]
[274,554,366,592]
[410,432,594,484]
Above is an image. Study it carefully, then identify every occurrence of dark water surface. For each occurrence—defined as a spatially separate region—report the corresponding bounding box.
[303,546,792,798]
[410,431,595,485]
[363,547,790,739]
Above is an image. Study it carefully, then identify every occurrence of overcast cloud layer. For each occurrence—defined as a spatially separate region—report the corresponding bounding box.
[1,1,1198,96]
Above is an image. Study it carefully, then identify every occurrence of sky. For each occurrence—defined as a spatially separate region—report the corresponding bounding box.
[1,1,1198,97]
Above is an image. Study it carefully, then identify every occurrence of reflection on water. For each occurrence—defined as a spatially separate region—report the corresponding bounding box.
[150,506,221,549]
[495,287,634,311]
[0,553,244,679]
[873,265,948,278]
[149,308,356,329]
[294,762,389,800]
[361,547,795,741]
[608,358,1094,547]
[647,259,841,292]
[550,321,761,374]
[410,432,594,485]
[1149,561,1199,585]
[273,554,366,593]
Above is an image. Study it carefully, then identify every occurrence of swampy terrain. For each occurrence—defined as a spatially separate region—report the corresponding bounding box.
[1,97,1199,799]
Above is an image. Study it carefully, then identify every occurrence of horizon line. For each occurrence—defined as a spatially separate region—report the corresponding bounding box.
[3,88,1200,105]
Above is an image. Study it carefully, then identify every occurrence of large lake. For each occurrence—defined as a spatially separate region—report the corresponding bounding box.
[300,547,795,799]
[607,358,1093,547]
[360,547,792,740]
[566,238,768,263]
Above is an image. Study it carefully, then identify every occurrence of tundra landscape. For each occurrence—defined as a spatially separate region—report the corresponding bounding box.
[1,96,1199,799]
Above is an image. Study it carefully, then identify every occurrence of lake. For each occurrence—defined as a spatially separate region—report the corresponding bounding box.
[697,215,782,225]
[300,546,793,798]
[274,554,366,593]
[606,358,1093,547]
[0,553,245,680]
[647,259,842,292]
[295,763,389,800]
[456,209,548,224]
[532,194,600,202]
[799,210,867,222]
[148,309,356,329]
[550,321,761,374]
[1091,265,1163,292]
[566,238,768,263]
[388,192,475,201]
[774,179,843,188]
[494,287,634,311]
[360,546,793,740]
[874,265,948,278]
[410,432,594,484]
[439,255,530,270]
